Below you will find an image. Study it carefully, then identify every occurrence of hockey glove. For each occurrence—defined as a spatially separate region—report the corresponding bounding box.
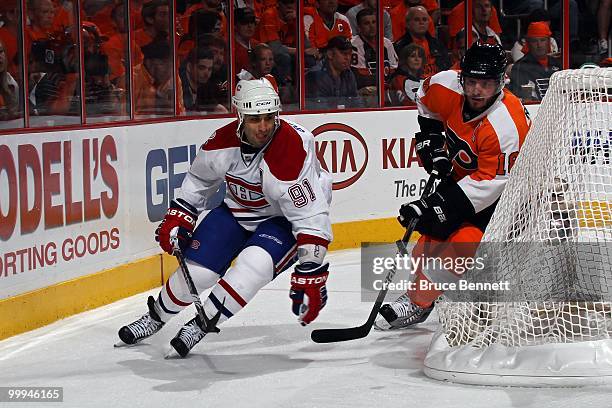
[290,262,329,326]
[415,131,452,177]
[155,198,198,254]
[398,180,475,240]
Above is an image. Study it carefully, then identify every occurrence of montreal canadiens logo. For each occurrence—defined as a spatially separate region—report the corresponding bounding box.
[312,123,368,190]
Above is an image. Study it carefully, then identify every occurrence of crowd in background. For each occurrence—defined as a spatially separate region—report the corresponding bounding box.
[0,0,610,128]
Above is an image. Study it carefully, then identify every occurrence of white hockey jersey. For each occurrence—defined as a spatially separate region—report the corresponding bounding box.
[176,118,333,247]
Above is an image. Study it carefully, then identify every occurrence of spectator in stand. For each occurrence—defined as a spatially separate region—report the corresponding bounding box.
[133,39,185,116]
[234,8,260,76]
[237,43,279,91]
[179,0,226,37]
[350,8,398,106]
[0,38,19,120]
[26,0,57,43]
[305,35,363,109]
[28,29,80,118]
[470,0,501,44]
[447,0,502,46]
[0,1,20,79]
[133,0,170,51]
[394,6,450,78]
[198,34,229,106]
[509,22,562,102]
[450,28,474,69]
[511,9,559,63]
[387,43,424,106]
[303,0,352,50]
[26,0,79,121]
[82,22,124,117]
[257,0,297,86]
[346,0,393,41]
[102,2,133,89]
[180,47,228,113]
[177,9,222,61]
[390,0,438,42]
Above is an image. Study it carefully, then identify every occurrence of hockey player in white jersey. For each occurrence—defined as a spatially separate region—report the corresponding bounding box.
[118,78,333,357]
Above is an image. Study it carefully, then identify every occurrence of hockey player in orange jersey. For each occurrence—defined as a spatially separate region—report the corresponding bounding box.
[375,42,531,330]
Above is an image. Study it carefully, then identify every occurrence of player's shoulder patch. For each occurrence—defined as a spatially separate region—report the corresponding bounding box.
[429,69,461,91]
[422,76,432,93]
[264,120,307,182]
[202,120,240,151]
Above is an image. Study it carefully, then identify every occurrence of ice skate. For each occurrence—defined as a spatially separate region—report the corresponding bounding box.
[374,294,434,331]
[168,308,222,358]
[168,316,208,358]
[116,296,164,345]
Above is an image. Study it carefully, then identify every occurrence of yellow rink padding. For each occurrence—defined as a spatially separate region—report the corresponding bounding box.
[1,217,410,340]
[0,256,163,340]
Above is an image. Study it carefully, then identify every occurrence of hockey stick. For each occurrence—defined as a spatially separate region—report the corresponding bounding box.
[310,171,439,343]
[172,241,221,333]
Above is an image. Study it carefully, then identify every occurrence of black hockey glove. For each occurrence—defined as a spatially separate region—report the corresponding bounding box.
[398,180,475,240]
[415,131,452,177]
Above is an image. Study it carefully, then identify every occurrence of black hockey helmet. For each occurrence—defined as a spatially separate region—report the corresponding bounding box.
[460,42,507,92]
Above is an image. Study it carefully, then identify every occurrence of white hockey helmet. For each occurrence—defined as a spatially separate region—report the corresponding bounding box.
[232,78,281,142]
[232,78,281,115]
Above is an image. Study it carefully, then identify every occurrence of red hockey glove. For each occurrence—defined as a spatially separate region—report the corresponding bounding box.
[290,262,329,326]
[155,199,197,254]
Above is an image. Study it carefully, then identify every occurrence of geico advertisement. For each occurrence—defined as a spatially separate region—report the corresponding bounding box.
[0,133,122,298]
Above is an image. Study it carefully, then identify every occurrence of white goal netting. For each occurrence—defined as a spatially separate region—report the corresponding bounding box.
[424,68,612,386]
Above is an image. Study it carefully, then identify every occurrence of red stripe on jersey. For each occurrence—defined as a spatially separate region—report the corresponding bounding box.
[264,121,307,181]
[229,207,258,213]
[166,280,191,307]
[218,278,247,307]
[276,245,297,272]
[202,120,240,151]
[297,233,330,248]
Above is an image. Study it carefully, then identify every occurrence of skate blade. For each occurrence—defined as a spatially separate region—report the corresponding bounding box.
[164,348,180,359]
[114,340,143,348]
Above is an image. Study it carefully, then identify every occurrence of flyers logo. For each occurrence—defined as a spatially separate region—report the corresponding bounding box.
[446,126,478,171]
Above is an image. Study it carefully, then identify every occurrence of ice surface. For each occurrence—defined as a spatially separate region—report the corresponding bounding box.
[1,249,610,408]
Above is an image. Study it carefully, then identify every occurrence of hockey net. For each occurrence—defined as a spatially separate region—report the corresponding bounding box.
[424,68,612,386]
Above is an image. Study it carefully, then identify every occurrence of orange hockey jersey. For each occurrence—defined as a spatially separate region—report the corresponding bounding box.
[303,9,352,49]
[416,70,531,214]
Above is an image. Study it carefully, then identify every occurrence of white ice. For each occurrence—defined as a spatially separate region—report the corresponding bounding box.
[1,248,610,408]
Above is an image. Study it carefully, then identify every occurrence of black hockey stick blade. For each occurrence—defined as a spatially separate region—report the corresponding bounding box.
[310,172,439,344]
[310,321,372,343]
[310,256,399,343]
